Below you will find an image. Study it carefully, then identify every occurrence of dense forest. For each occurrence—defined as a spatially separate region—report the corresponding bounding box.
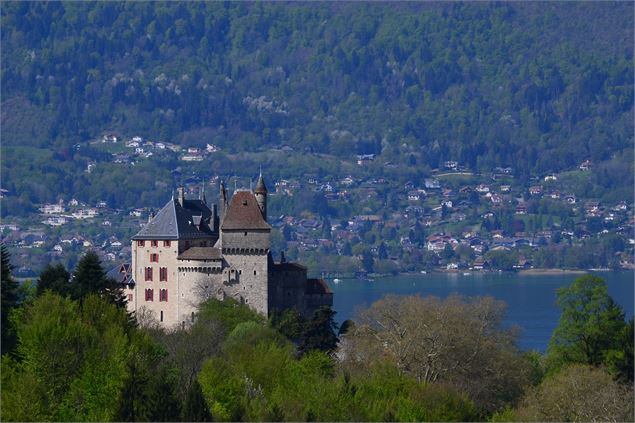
[1,246,633,421]
[1,2,633,210]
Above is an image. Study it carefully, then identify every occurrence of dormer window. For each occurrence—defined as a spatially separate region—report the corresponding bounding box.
[242,200,248,206]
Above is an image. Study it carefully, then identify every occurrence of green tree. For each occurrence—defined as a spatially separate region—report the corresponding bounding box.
[546,275,628,373]
[442,242,455,260]
[270,307,306,344]
[1,243,19,355]
[36,263,71,297]
[361,250,374,272]
[182,379,212,422]
[71,250,125,307]
[2,292,130,421]
[299,306,339,355]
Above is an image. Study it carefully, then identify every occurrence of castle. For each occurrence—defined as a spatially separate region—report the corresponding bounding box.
[122,174,333,328]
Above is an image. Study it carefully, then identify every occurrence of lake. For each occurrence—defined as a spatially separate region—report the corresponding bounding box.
[327,271,634,351]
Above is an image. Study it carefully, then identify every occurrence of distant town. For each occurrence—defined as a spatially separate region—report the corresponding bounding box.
[2,133,633,278]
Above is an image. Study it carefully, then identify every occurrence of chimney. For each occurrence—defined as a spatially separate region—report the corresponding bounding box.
[220,181,227,218]
[177,187,185,206]
[211,204,217,231]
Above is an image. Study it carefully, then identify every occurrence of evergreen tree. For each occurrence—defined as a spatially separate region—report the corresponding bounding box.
[36,263,71,297]
[299,306,339,355]
[71,250,125,307]
[182,379,212,422]
[378,242,388,260]
[1,243,19,355]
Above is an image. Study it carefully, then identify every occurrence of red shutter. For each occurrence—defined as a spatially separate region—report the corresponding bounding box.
[165,289,168,302]
[145,267,153,281]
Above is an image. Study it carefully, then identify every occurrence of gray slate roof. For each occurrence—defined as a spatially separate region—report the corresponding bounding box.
[132,198,218,240]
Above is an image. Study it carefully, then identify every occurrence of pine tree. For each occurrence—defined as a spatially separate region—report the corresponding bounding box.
[1,243,19,354]
[36,263,71,297]
[299,306,339,355]
[71,250,125,307]
[182,379,212,422]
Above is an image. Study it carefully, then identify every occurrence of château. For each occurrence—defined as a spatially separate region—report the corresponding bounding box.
[122,173,333,328]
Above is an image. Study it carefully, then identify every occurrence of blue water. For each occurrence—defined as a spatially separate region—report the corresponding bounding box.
[328,271,634,351]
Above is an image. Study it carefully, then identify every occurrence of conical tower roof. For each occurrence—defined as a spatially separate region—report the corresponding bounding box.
[255,173,267,194]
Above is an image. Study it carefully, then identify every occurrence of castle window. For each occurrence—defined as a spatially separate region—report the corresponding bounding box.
[163,240,171,247]
[191,312,195,322]
[244,232,247,236]
[239,270,242,275]
[159,289,168,302]
[145,267,153,281]
[254,270,257,275]
[160,267,168,281]
[145,288,153,301]
[137,240,145,247]
[150,253,159,262]
[160,311,163,322]
[151,240,158,247]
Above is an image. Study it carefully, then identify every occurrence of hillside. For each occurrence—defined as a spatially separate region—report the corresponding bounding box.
[1,1,633,209]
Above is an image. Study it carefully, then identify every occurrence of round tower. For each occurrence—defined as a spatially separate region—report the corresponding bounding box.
[254,172,267,220]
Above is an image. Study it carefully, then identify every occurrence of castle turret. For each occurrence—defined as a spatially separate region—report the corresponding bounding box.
[254,172,267,220]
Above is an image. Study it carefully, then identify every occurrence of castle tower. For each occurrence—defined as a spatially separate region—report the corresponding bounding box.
[254,172,267,220]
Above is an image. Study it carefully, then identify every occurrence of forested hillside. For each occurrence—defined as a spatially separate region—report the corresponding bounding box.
[1,1,633,209]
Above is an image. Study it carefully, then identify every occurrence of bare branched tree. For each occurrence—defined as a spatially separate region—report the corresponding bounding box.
[342,294,530,413]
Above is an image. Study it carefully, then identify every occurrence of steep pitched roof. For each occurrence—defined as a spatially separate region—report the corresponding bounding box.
[255,174,267,194]
[132,198,217,240]
[221,191,271,230]
[305,278,333,295]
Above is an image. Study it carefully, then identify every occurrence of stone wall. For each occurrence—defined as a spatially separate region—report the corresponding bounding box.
[223,251,269,315]
[221,229,270,251]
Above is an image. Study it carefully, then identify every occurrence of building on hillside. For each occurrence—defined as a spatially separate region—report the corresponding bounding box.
[121,174,332,328]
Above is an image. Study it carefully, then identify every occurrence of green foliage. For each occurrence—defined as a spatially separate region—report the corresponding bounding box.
[197,297,264,333]
[1,2,633,212]
[270,306,340,355]
[485,249,518,271]
[270,307,306,343]
[1,243,19,355]
[299,306,339,355]
[116,331,180,422]
[2,292,130,421]
[546,275,630,376]
[71,250,124,307]
[346,360,479,422]
[182,379,212,422]
[36,262,71,297]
